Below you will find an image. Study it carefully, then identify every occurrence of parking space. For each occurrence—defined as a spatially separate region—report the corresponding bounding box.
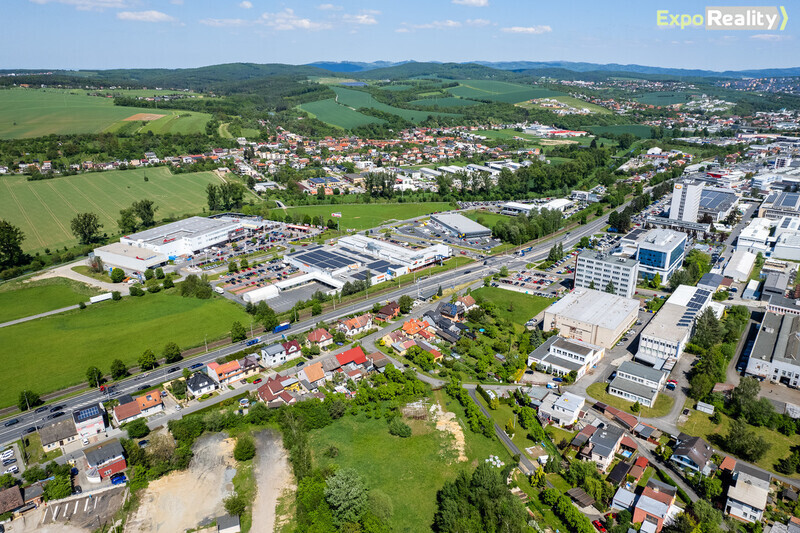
[494,270,562,297]
[29,486,127,531]
[1,441,22,477]
[218,260,299,297]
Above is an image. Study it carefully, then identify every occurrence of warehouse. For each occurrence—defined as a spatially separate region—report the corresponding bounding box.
[723,250,757,282]
[542,288,639,349]
[746,312,800,389]
[430,213,492,238]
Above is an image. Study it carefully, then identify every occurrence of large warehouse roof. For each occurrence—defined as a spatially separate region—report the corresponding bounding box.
[124,216,238,246]
[546,288,639,331]
[430,213,491,236]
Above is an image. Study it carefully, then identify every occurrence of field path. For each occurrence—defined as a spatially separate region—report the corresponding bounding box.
[1,179,46,248]
[27,182,72,241]
[45,180,81,213]
[61,178,116,221]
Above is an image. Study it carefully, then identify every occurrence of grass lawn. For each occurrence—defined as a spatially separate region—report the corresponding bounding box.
[463,210,514,229]
[283,202,453,231]
[545,473,572,492]
[20,432,63,465]
[0,277,101,323]
[678,409,799,478]
[544,426,576,448]
[471,286,554,326]
[0,167,222,253]
[72,265,114,283]
[311,393,507,533]
[0,290,249,409]
[637,466,655,487]
[749,263,763,281]
[585,382,674,418]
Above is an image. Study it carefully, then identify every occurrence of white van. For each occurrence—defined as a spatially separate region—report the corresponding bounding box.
[214,287,224,295]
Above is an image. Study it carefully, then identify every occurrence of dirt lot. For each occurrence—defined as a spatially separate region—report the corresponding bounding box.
[124,433,235,533]
[431,402,467,463]
[123,113,165,122]
[251,429,294,533]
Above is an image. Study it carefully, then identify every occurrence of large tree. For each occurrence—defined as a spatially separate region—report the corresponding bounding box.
[138,349,158,371]
[132,199,158,227]
[17,389,41,411]
[117,207,138,234]
[0,219,26,268]
[110,359,128,380]
[325,468,368,526]
[163,342,182,363]
[70,212,103,244]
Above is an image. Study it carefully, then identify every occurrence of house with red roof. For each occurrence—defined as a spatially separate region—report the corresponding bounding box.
[337,314,373,337]
[336,346,367,366]
[306,328,333,348]
[282,340,302,359]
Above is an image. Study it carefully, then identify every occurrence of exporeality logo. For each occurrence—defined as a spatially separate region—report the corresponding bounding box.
[656,6,788,30]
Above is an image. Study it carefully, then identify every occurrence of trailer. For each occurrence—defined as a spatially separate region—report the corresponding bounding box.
[273,322,291,334]
[89,293,113,304]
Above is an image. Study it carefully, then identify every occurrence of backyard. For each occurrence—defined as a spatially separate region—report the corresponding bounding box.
[585,382,675,418]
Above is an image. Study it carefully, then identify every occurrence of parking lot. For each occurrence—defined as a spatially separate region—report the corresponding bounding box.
[1,441,21,478]
[494,270,562,297]
[10,486,127,533]
[396,220,501,252]
[218,260,299,297]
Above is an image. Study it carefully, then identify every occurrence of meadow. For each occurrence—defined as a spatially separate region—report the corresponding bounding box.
[463,210,513,229]
[519,95,611,115]
[634,91,698,106]
[0,290,250,409]
[473,129,544,142]
[471,286,554,326]
[0,167,223,252]
[298,98,385,129]
[587,124,654,138]
[0,88,208,139]
[408,96,481,108]
[105,110,213,135]
[0,277,100,324]
[447,80,564,104]
[310,392,508,532]
[283,202,453,230]
[332,87,459,122]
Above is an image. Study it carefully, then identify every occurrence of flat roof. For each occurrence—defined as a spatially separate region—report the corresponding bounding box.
[578,250,638,268]
[552,336,601,357]
[430,213,491,235]
[699,188,737,212]
[618,361,667,383]
[638,229,685,252]
[751,312,800,369]
[546,288,639,331]
[640,303,692,343]
[123,216,239,246]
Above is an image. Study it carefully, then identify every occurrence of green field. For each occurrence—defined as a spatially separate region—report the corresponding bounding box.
[332,87,459,122]
[634,91,697,106]
[463,210,513,229]
[587,124,654,138]
[284,202,453,230]
[0,277,101,323]
[473,129,544,143]
[0,88,208,139]
[298,98,384,129]
[447,80,564,104]
[311,392,508,533]
[471,286,554,326]
[519,95,611,115]
[0,290,250,409]
[0,167,223,252]
[585,382,674,418]
[408,96,481,108]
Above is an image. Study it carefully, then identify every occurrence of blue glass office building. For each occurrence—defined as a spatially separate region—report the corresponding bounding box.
[636,229,687,281]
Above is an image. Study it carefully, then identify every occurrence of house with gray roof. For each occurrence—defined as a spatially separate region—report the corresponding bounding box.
[608,361,667,408]
[186,372,216,398]
[670,435,713,475]
[725,463,771,523]
[584,424,624,471]
[528,335,605,381]
[39,418,79,452]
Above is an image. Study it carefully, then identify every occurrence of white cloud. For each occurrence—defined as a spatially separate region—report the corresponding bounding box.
[261,8,331,30]
[117,10,175,22]
[395,27,410,33]
[28,0,125,10]
[413,20,461,29]
[750,33,789,41]
[452,0,488,6]
[317,3,342,10]
[501,25,551,34]
[466,18,491,26]
[343,13,378,25]
[200,18,250,27]
[239,1,252,8]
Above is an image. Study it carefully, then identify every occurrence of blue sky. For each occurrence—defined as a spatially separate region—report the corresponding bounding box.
[1,0,797,71]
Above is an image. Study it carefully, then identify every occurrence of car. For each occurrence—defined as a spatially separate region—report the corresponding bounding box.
[160,390,168,397]
[296,361,305,367]
[683,409,690,416]
[253,378,262,384]
[138,384,150,391]
[552,377,563,382]
[50,412,65,419]
[110,474,127,485]
[2,459,16,467]
[72,486,82,495]
[138,440,149,447]
[35,406,49,413]
[3,465,19,475]
[604,512,618,522]
[49,405,64,413]
[25,427,36,434]
[3,419,19,427]
[167,367,180,374]
[592,520,607,532]
[240,379,248,385]
[189,363,204,370]
[622,337,629,342]
[82,438,89,446]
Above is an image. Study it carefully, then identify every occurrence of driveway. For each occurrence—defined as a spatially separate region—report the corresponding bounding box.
[31,260,130,295]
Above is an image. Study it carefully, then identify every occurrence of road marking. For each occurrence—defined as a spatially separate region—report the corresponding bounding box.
[85,498,90,512]
[74,500,79,514]
[53,505,60,519]
[40,507,49,524]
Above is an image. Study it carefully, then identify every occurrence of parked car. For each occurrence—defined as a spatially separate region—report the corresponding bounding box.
[592,520,607,533]
[253,378,262,384]
[110,474,127,485]
[3,465,19,475]
[189,363,204,370]
[72,486,82,495]
[2,459,16,467]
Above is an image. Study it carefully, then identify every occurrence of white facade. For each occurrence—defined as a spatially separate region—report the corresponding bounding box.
[338,235,450,271]
[725,469,769,524]
[543,288,639,349]
[736,218,773,253]
[635,229,687,282]
[573,251,639,299]
[538,392,585,427]
[119,216,244,257]
[669,181,703,222]
[528,336,605,381]
[724,250,757,282]
[746,312,800,389]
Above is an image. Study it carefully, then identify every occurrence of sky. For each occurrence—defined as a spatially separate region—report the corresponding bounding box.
[1,0,797,71]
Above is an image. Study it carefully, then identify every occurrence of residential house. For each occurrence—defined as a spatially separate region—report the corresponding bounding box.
[583,424,624,472]
[260,343,287,367]
[297,362,326,390]
[282,340,302,360]
[612,487,637,511]
[608,361,667,408]
[256,377,296,407]
[392,339,417,356]
[528,336,605,381]
[207,360,244,385]
[607,461,632,486]
[367,352,390,372]
[336,346,367,367]
[321,358,341,380]
[338,313,373,337]
[538,391,585,427]
[73,403,106,439]
[671,435,713,475]
[402,318,431,337]
[633,479,677,533]
[438,302,461,321]
[381,329,408,347]
[0,486,24,516]
[375,301,400,322]
[186,372,217,398]
[84,439,127,480]
[725,463,771,523]
[457,294,477,314]
[113,399,142,426]
[39,418,78,453]
[23,482,45,506]
[136,392,164,417]
[306,328,333,348]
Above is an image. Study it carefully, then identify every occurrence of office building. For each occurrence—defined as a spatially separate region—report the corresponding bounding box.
[608,361,667,408]
[746,312,800,389]
[669,181,704,222]
[759,191,800,220]
[635,229,687,281]
[698,188,738,222]
[527,336,605,381]
[574,250,639,298]
[542,288,639,349]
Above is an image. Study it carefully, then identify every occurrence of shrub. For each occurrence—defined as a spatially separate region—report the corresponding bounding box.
[233,434,256,461]
[111,291,122,301]
[78,301,86,309]
[126,418,150,439]
[388,418,412,438]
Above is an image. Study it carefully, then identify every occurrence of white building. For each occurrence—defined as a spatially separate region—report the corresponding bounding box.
[772,216,800,261]
[669,181,704,222]
[636,285,716,370]
[635,229,687,282]
[746,312,800,389]
[527,336,605,381]
[573,250,639,299]
[338,235,450,272]
[543,288,639,349]
[725,465,770,523]
[723,250,757,282]
[501,201,537,216]
[538,391,585,427]
[608,361,667,407]
[736,218,773,253]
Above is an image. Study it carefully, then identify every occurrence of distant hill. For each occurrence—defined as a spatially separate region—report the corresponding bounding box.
[305,61,413,73]
[474,61,800,79]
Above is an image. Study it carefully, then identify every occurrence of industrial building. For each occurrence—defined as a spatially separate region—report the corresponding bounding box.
[736,218,772,253]
[500,198,573,217]
[527,336,605,381]
[759,191,800,220]
[669,181,704,222]
[772,216,800,261]
[429,213,492,238]
[635,229,687,281]
[723,250,757,283]
[636,285,717,370]
[573,250,639,299]
[542,288,639,349]
[746,312,800,389]
[608,361,667,408]
[698,188,739,222]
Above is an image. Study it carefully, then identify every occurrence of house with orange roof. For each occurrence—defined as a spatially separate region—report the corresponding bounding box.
[136,392,164,417]
[297,362,325,389]
[402,318,431,337]
[337,313,372,337]
[207,359,243,385]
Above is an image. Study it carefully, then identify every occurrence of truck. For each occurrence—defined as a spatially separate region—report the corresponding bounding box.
[273,322,291,334]
[518,246,532,257]
[89,293,113,304]
[245,337,260,346]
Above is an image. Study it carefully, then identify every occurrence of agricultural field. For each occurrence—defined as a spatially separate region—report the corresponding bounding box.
[518,95,611,115]
[0,277,101,324]
[283,202,453,230]
[0,167,223,252]
[473,129,544,143]
[587,124,654,138]
[0,88,207,139]
[380,84,413,91]
[634,91,698,106]
[0,290,250,409]
[471,286,554,327]
[408,96,481,107]
[447,80,564,104]
[104,110,212,135]
[298,98,385,129]
[332,87,459,122]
